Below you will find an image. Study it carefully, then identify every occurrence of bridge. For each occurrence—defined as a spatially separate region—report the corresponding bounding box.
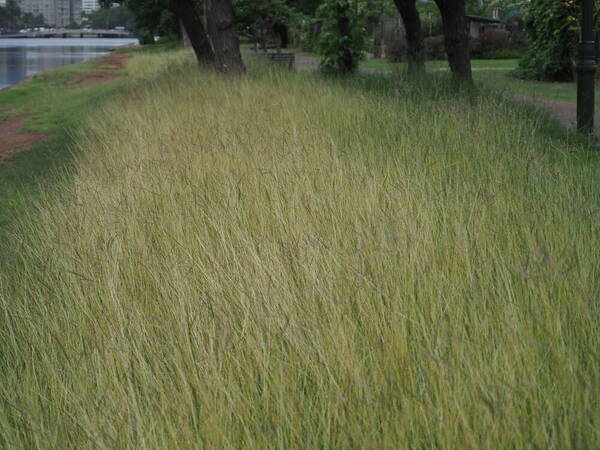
[0,29,136,39]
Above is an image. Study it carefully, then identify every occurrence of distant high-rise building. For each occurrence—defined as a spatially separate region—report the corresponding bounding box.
[81,0,99,14]
[17,0,82,27]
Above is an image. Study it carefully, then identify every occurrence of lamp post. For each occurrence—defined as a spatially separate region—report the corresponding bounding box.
[577,0,596,134]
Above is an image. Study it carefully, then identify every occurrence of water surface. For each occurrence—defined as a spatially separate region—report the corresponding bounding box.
[0,38,138,90]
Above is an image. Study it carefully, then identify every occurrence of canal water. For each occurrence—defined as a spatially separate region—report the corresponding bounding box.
[0,38,138,90]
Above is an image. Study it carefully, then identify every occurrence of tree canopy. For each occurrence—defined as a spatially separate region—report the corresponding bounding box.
[234,0,300,49]
[0,0,46,32]
[84,5,136,30]
[99,0,179,43]
[515,0,600,81]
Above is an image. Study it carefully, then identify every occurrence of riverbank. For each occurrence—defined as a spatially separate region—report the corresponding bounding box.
[0,37,138,90]
[1,47,598,448]
[0,50,130,160]
[0,75,34,94]
[0,46,137,231]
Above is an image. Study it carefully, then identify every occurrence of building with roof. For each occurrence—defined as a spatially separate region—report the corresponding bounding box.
[465,15,505,39]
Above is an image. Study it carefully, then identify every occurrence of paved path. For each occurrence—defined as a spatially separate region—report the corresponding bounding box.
[294,55,319,71]
[516,96,600,138]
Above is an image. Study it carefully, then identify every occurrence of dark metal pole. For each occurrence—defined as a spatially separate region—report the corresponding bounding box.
[577,0,596,133]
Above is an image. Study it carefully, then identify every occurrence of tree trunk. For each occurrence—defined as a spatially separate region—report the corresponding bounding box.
[373,18,383,59]
[393,0,425,73]
[179,19,191,48]
[337,2,355,72]
[260,29,267,52]
[169,0,215,66]
[273,23,289,50]
[434,0,471,80]
[261,36,267,52]
[205,0,245,73]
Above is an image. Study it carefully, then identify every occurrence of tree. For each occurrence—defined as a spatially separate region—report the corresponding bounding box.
[234,0,298,51]
[393,0,425,72]
[0,0,22,32]
[167,0,215,65]
[100,0,244,73]
[100,0,178,43]
[317,0,365,73]
[416,1,443,37]
[205,0,246,72]
[0,0,47,32]
[515,0,578,81]
[287,0,321,15]
[434,0,472,80]
[84,5,135,30]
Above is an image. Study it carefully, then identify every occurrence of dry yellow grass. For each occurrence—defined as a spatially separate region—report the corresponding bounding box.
[0,50,598,448]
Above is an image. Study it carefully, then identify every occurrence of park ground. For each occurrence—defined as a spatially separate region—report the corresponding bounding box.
[0,46,599,448]
[363,57,600,134]
[292,52,600,134]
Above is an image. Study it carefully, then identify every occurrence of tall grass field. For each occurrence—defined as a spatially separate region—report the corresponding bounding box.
[0,50,598,448]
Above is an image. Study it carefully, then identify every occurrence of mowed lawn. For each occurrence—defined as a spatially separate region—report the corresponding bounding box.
[361,57,600,105]
[0,50,598,448]
[360,58,520,71]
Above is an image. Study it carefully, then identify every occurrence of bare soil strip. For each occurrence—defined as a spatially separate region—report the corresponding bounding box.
[0,116,50,164]
[60,52,131,87]
[62,71,122,87]
[93,52,130,71]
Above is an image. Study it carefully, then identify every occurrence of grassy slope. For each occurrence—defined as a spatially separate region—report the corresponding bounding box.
[0,50,599,448]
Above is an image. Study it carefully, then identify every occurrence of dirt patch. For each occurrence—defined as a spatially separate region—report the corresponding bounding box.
[0,115,50,163]
[36,73,66,83]
[60,52,132,88]
[63,71,121,87]
[93,52,131,71]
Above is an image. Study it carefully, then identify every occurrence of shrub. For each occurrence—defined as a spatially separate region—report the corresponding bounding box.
[156,9,179,41]
[386,37,407,63]
[515,0,578,81]
[424,35,445,60]
[138,28,154,45]
[316,0,364,73]
[480,49,526,59]
[480,29,511,53]
[470,28,529,60]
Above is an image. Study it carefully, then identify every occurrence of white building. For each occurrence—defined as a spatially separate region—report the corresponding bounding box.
[82,0,100,14]
[17,0,82,27]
